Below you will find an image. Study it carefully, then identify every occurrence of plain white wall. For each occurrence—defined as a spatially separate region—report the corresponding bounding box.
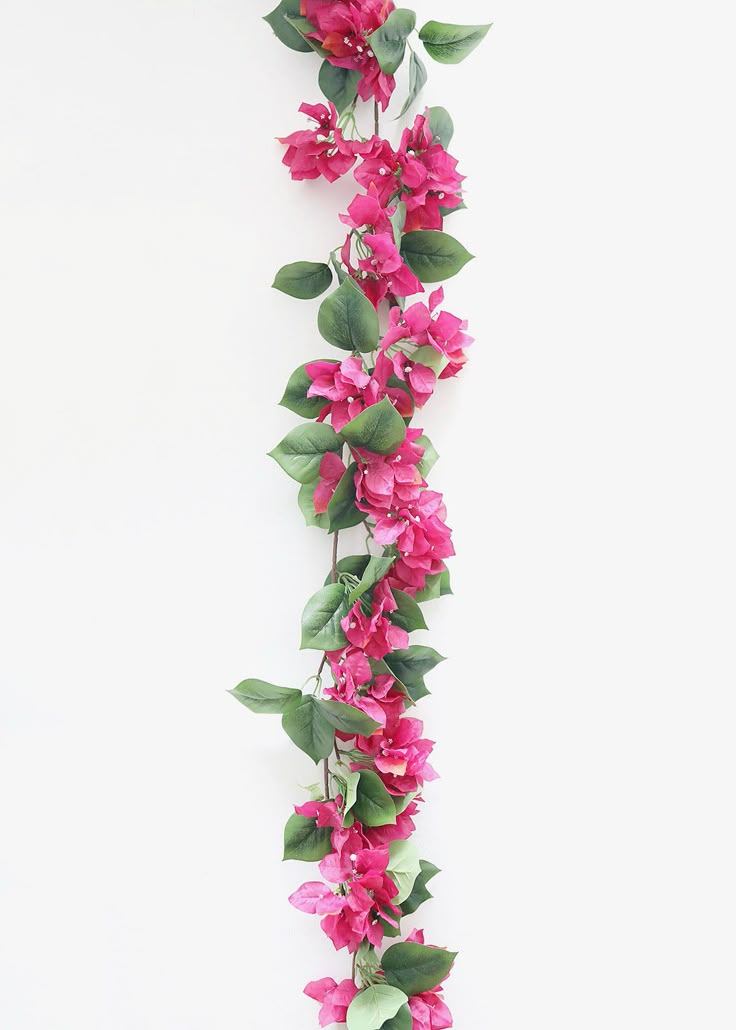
[1,1,735,1027]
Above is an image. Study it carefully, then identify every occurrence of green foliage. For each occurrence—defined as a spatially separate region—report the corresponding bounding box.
[280,361,336,418]
[348,555,395,604]
[347,984,408,1030]
[380,1005,413,1030]
[419,21,491,64]
[298,480,330,529]
[319,61,361,112]
[341,397,407,455]
[283,814,333,861]
[281,695,334,763]
[381,941,457,997]
[387,839,422,905]
[383,646,445,701]
[398,50,428,118]
[400,860,441,915]
[301,583,350,650]
[416,434,439,477]
[389,590,428,633]
[264,0,312,52]
[318,278,380,353]
[272,261,332,300]
[229,678,301,714]
[328,462,367,532]
[400,230,473,283]
[352,769,397,827]
[269,423,342,484]
[428,106,454,147]
[365,9,416,75]
[316,699,380,737]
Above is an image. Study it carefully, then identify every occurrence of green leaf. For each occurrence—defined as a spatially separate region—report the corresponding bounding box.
[343,769,361,817]
[328,462,366,532]
[440,199,466,218]
[390,590,428,633]
[439,569,453,595]
[319,61,361,113]
[280,361,336,419]
[365,9,416,75]
[393,791,418,816]
[400,230,473,283]
[384,646,445,686]
[389,202,407,247]
[398,49,428,119]
[281,695,334,763]
[415,572,442,602]
[356,939,381,978]
[298,480,330,530]
[348,555,395,604]
[325,554,372,586]
[318,277,380,353]
[316,699,380,737]
[301,583,350,650]
[347,985,408,1030]
[418,20,492,64]
[229,678,302,715]
[416,434,439,477]
[387,839,422,905]
[264,0,312,52]
[269,422,342,484]
[284,14,328,55]
[283,814,333,861]
[412,347,448,376]
[272,261,332,300]
[380,1004,413,1030]
[381,942,457,997]
[401,860,441,915]
[353,769,397,827]
[428,106,454,148]
[341,397,407,456]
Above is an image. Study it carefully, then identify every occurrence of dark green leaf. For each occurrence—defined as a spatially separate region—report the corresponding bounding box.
[381,942,457,997]
[283,813,333,861]
[390,590,428,633]
[347,985,408,1030]
[280,361,336,419]
[325,554,371,586]
[383,646,445,686]
[348,555,395,604]
[439,569,453,595]
[264,0,312,52]
[328,462,366,532]
[316,699,380,737]
[341,397,407,455]
[353,769,397,827]
[397,49,428,118]
[400,230,473,283]
[380,1003,413,1030]
[272,261,332,300]
[319,61,361,113]
[301,583,350,650]
[284,14,328,55]
[400,859,441,915]
[418,20,492,64]
[318,278,380,353]
[414,572,442,602]
[365,9,416,75]
[268,422,342,484]
[229,678,302,715]
[428,106,454,148]
[440,200,466,218]
[298,480,330,530]
[282,695,334,762]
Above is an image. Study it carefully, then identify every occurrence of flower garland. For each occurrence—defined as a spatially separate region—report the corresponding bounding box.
[232,6,490,1028]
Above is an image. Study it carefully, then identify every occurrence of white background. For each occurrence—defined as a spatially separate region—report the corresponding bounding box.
[1,1,735,1027]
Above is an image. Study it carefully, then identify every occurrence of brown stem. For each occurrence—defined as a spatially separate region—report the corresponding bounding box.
[323,757,330,799]
[321,530,341,800]
[374,99,380,136]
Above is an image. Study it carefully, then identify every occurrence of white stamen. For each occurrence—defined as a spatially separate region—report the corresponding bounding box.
[378,167,387,176]
[357,45,363,53]
[367,49,374,57]
[347,395,355,402]
[350,854,358,862]
[350,621,357,629]
[438,192,445,199]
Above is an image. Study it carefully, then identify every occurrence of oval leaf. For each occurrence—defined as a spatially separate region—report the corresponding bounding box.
[397,50,428,119]
[353,769,397,827]
[387,839,422,905]
[298,480,330,530]
[328,462,367,532]
[341,397,407,456]
[400,230,473,283]
[280,361,336,418]
[365,9,416,75]
[283,813,333,861]
[229,678,302,715]
[381,941,457,997]
[316,699,381,737]
[348,555,396,604]
[318,277,380,353]
[401,860,441,916]
[380,1004,413,1030]
[319,60,361,112]
[428,106,454,148]
[390,590,428,633]
[264,0,312,52]
[418,20,492,65]
[347,984,408,1030]
[301,583,350,650]
[272,261,332,300]
[281,695,334,763]
[269,422,342,484]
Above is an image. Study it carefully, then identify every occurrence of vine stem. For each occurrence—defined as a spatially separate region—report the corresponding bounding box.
[374,99,380,136]
[322,530,341,800]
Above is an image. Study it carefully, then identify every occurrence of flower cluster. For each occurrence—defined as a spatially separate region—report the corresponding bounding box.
[236,8,490,1028]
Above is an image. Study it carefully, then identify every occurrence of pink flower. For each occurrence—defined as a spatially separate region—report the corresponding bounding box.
[294,799,343,830]
[363,798,420,847]
[278,102,359,182]
[306,355,370,431]
[340,186,394,235]
[381,289,473,380]
[387,490,455,593]
[340,592,409,661]
[398,113,465,231]
[314,452,346,513]
[354,138,401,204]
[304,977,359,1028]
[356,716,438,795]
[341,231,424,308]
[289,881,345,915]
[409,991,454,1030]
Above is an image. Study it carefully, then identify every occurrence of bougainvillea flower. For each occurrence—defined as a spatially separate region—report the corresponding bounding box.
[356,716,438,794]
[304,977,360,1028]
[340,186,394,235]
[363,798,420,847]
[278,102,360,182]
[354,137,401,203]
[306,355,371,430]
[341,230,424,307]
[381,288,473,379]
[289,881,345,915]
[313,452,346,513]
[341,596,409,660]
[293,798,342,830]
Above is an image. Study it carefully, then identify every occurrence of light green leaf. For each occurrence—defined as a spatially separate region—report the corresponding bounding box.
[381,942,457,997]
[412,347,449,376]
[353,769,397,827]
[316,699,380,737]
[301,583,350,650]
[319,61,361,112]
[343,769,361,816]
[390,590,428,633]
[416,434,439,477]
[348,555,395,604]
[283,814,333,861]
[281,695,334,763]
[229,678,302,715]
[269,422,342,484]
[328,462,366,532]
[341,397,407,455]
[401,859,441,915]
[398,50,428,119]
[365,9,416,75]
[428,106,454,148]
[280,361,336,419]
[387,839,422,905]
[347,984,408,1030]
[298,480,330,530]
[439,568,453,595]
[264,0,312,52]
[318,277,380,353]
[272,261,332,300]
[400,230,473,283]
[418,20,492,64]
[389,201,407,247]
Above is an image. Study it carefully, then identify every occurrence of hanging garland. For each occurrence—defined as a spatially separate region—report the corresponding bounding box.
[232,5,490,1028]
